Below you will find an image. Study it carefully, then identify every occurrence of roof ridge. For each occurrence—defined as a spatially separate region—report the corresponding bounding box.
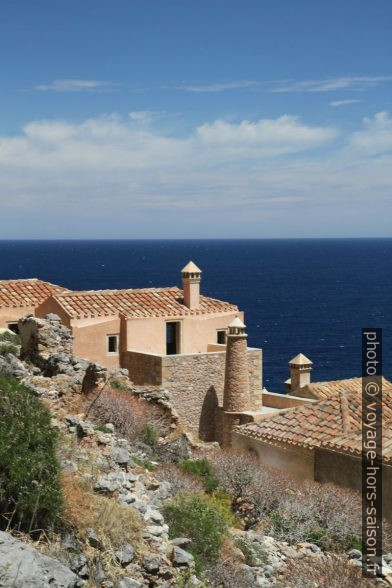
[54,286,181,297]
[339,390,354,433]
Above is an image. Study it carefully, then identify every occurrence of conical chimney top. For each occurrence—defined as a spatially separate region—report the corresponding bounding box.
[227,316,247,337]
[288,353,313,367]
[228,317,246,329]
[181,261,201,274]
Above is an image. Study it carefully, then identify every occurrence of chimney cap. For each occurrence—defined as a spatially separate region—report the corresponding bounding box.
[288,353,313,367]
[181,261,202,274]
[228,317,246,329]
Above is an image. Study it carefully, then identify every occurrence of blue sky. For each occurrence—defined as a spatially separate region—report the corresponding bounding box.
[1,0,391,238]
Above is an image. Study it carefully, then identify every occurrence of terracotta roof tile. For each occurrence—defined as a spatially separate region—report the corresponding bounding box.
[293,376,392,400]
[52,287,238,319]
[0,279,68,308]
[322,392,392,464]
[237,389,392,458]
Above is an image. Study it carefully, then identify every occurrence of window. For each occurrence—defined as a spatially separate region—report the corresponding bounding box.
[107,334,119,354]
[166,322,180,355]
[7,322,19,334]
[217,330,226,344]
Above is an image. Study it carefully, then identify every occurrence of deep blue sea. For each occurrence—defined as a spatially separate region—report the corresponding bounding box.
[0,239,390,392]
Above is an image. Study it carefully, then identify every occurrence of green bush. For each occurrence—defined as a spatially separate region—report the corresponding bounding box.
[179,459,219,493]
[164,493,229,575]
[0,331,20,345]
[140,424,158,447]
[0,343,19,356]
[0,374,62,533]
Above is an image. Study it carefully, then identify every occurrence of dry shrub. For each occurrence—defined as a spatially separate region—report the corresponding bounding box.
[88,386,170,442]
[276,554,377,588]
[266,481,362,548]
[61,473,95,530]
[155,463,204,496]
[61,472,143,569]
[210,450,294,527]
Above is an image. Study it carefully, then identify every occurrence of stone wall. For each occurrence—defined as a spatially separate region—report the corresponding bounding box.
[121,350,163,386]
[19,314,74,375]
[122,348,263,441]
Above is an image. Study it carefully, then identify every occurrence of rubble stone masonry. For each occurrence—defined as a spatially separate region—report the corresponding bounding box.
[121,348,262,441]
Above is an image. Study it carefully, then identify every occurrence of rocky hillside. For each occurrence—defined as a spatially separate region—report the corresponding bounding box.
[0,317,390,587]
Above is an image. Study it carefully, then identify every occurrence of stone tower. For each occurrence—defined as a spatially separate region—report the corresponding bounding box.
[288,353,313,392]
[222,317,250,446]
[181,261,201,309]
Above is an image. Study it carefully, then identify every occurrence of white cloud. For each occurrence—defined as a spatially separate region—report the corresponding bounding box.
[0,112,391,237]
[129,111,161,121]
[196,116,337,156]
[179,81,258,92]
[271,76,392,93]
[330,99,361,107]
[35,79,116,92]
[348,111,392,154]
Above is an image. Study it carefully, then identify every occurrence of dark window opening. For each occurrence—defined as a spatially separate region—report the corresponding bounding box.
[166,322,180,355]
[107,335,118,354]
[217,330,226,344]
[7,322,19,335]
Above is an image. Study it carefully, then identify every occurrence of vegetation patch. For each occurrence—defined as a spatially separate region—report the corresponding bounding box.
[179,458,219,493]
[0,374,62,533]
[0,330,20,345]
[140,423,158,447]
[0,343,19,356]
[164,492,230,575]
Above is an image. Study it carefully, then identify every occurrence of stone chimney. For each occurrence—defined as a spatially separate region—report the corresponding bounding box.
[223,317,250,412]
[181,261,202,309]
[288,353,313,393]
[221,317,251,447]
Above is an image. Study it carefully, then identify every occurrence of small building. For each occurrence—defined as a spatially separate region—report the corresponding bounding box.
[0,279,68,333]
[0,263,264,441]
[1,263,241,366]
[233,372,392,521]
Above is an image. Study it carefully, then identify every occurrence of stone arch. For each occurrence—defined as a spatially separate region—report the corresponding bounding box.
[198,385,219,441]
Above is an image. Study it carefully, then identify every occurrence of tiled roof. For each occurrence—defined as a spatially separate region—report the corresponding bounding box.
[322,393,392,464]
[0,279,68,308]
[52,287,238,319]
[293,376,392,400]
[236,389,392,454]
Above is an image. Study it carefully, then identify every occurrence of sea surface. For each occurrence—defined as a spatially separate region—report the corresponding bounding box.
[0,239,390,392]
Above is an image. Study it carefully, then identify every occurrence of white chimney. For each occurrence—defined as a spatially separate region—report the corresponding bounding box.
[181,261,202,309]
[288,353,313,392]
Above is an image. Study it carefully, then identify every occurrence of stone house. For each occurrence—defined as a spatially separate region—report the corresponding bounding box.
[0,263,266,441]
[1,263,242,366]
[233,369,392,519]
[0,279,68,333]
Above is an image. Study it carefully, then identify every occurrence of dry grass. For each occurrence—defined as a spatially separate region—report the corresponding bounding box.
[60,473,144,583]
[61,473,142,546]
[276,554,378,587]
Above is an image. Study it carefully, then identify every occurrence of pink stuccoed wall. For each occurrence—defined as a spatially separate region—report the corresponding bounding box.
[35,296,244,369]
[0,306,36,329]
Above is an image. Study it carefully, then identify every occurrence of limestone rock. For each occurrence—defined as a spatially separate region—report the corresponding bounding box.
[86,527,103,550]
[172,546,194,567]
[115,544,135,566]
[117,578,142,588]
[0,531,81,588]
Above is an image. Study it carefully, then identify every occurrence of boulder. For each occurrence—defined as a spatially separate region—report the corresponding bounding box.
[172,546,194,568]
[115,544,135,567]
[0,531,81,588]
